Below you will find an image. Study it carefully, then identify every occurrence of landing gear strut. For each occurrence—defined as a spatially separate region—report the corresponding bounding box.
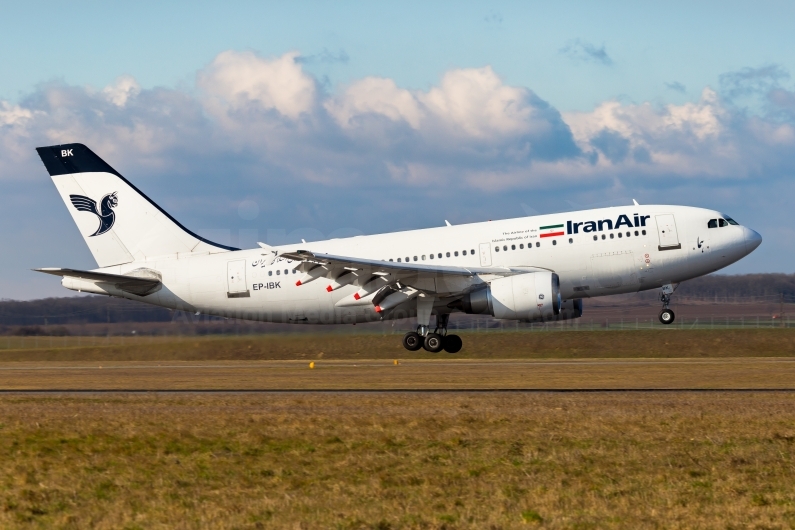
[658,283,676,325]
[401,313,463,353]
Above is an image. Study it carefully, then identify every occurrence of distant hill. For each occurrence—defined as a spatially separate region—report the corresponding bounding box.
[0,273,792,327]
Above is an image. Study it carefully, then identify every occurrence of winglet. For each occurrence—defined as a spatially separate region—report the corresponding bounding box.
[632,199,640,206]
[445,220,452,226]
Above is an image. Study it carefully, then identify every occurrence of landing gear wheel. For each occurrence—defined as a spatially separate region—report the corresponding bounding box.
[659,309,675,325]
[442,334,463,354]
[402,331,423,351]
[423,333,444,353]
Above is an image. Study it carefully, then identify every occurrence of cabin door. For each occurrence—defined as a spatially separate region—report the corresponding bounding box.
[227,259,250,297]
[655,214,681,250]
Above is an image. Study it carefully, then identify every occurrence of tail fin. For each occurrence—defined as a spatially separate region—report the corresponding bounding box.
[37,143,237,267]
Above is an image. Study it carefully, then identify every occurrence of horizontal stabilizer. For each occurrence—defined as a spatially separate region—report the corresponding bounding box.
[35,267,162,296]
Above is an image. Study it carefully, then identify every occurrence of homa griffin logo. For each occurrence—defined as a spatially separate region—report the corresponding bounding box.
[69,192,118,236]
[563,213,651,235]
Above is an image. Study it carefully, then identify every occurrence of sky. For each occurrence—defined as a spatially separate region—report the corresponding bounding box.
[1,0,794,299]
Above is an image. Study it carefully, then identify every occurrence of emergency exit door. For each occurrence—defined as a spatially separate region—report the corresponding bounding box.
[227,259,250,297]
[655,214,681,250]
[479,243,492,266]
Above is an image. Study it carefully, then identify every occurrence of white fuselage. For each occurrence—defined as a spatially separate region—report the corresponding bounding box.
[86,204,760,325]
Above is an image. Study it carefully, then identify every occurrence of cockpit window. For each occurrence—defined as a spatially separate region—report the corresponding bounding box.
[718,219,729,227]
[708,219,718,228]
[724,217,739,225]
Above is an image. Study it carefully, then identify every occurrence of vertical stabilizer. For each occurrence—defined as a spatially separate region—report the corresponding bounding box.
[36,143,237,267]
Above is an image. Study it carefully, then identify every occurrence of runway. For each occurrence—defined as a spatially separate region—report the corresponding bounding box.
[0,357,792,391]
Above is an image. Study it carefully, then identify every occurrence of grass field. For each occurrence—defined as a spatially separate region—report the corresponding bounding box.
[0,329,794,361]
[1,392,794,529]
[1,330,794,528]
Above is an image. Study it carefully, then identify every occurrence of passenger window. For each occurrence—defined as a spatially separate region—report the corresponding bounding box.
[511,245,515,250]
[569,238,573,244]
[552,240,557,246]
[284,269,288,275]
[719,219,728,227]
[519,244,524,249]
[413,256,418,261]
[593,235,597,241]
[536,242,540,247]
[462,250,467,256]
[634,230,639,236]
[503,245,507,251]
[406,257,410,262]
[276,270,280,275]
[397,258,401,262]
[421,255,426,260]
[471,249,475,254]
[454,251,459,257]
[626,232,630,237]
[601,234,606,240]
[610,233,614,239]
[618,233,622,238]
[268,271,272,276]
[642,230,646,235]
[389,259,393,262]
[438,253,442,258]
[446,252,450,257]
[708,219,718,228]
[429,254,434,259]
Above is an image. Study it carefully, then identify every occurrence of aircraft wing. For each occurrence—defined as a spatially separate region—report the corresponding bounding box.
[278,250,543,302]
[35,267,162,296]
[279,250,511,277]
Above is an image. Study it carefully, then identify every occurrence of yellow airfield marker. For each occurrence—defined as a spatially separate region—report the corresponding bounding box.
[394,359,399,365]
[309,362,315,369]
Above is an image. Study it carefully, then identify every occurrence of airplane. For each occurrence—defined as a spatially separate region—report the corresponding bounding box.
[34,143,762,353]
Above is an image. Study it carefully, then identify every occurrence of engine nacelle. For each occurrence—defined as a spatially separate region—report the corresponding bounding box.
[458,272,563,321]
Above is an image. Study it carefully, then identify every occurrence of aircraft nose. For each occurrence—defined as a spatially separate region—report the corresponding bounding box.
[743,226,762,253]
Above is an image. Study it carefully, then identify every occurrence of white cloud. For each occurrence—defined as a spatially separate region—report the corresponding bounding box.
[1,50,794,193]
[325,77,423,129]
[198,50,317,121]
[102,75,141,107]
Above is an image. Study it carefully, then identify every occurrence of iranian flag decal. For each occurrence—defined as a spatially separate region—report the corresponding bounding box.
[539,224,565,238]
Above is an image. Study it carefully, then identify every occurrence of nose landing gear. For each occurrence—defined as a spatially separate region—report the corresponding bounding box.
[658,283,676,325]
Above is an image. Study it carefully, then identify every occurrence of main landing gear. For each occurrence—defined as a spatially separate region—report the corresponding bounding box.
[402,313,463,353]
[658,283,676,325]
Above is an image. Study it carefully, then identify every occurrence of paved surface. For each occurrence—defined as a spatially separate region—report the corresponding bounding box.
[0,358,792,391]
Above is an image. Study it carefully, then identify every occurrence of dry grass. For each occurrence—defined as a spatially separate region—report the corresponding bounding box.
[0,329,794,361]
[0,393,794,529]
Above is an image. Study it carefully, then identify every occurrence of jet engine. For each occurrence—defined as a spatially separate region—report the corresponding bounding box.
[456,272,581,322]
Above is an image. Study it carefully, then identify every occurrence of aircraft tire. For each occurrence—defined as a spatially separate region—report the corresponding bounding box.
[402,331,423,351]
[659,309,675,325]
[423,333,444,353]
[442,334,463,353]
